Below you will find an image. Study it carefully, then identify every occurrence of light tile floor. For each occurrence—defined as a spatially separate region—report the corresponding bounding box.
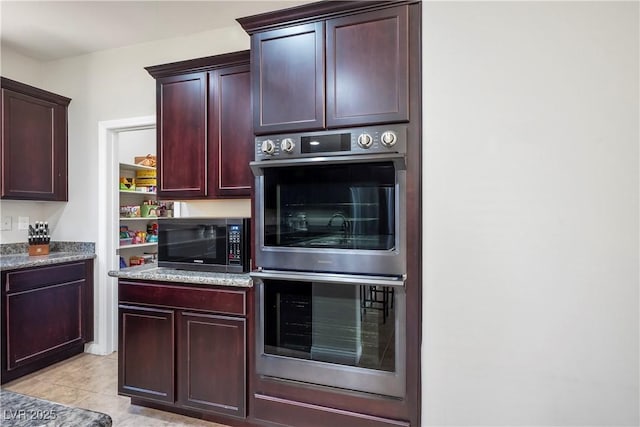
[2,352,229,426]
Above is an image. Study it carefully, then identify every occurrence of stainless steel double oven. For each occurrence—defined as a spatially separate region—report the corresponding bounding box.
[251,124,408,398]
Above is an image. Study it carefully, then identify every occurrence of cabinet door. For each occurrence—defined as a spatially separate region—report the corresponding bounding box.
[252,22,325,134]
[208,65,253,198]
[2,261,93,384]
[156,72,207,198]
[6,278,84,370]
[177,311,246,417]
[1,88,68,200]
[118,305,174,403]
[326,6,409,128]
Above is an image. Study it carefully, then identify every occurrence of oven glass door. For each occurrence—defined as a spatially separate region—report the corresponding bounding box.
[263,162,396,251]
[256,275,406,397]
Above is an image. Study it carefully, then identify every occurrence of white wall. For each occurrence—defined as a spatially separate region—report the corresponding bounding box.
[0,47,55,243]
[0,24,251,244]
[0,46,43,86]
[422,2,639,426]
[118,127,155,165]
[179,199,252,218]
[42,24,251,243]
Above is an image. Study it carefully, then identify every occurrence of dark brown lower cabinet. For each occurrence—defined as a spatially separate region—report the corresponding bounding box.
[177,312,246,417]
[118,280,247,421]
[118,305,175,403]
[1,260,94,384]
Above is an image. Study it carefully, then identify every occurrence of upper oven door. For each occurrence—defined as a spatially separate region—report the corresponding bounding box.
[252,154,406,276]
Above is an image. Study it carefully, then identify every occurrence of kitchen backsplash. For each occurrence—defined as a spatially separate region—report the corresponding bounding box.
[177,199,251,218]
[0,241,95,255]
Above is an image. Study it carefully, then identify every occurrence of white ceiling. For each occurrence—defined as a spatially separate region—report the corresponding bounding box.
[0,1,310,62]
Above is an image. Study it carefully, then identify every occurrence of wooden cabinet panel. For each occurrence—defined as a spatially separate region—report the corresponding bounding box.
[7,280,83,370]
[118,304,174,403]
[156,72,207,198]
[1,78,70,201]
[147,51,252,199]
[252,23,325,134]
[326,6,409,128]
[119,281,246,316]
[5,262,84,293]
[1,260,94,384]
[242,4,410,133]
[177,312,246,417]
[208,65,253,197]
[117,280,249,420]
[253,393,410,427]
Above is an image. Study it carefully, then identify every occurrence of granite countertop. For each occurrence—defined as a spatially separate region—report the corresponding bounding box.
[109,263,253,288]
[0,389,112,427]
[0,242,96,271]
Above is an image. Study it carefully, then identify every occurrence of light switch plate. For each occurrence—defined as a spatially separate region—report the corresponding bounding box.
[18,216,29,230]
[1,216,11,231]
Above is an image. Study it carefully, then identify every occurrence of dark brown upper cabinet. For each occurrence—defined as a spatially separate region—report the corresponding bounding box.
[145,51,252,200]
[1,77,70,201]
[251,23,325,134]
[326,6,409,128]
[208,64,253,197]
[239,2,410,135]
[155,72,207,199]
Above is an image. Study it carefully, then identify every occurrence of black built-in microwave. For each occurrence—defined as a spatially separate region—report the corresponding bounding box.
[158,218,250,273]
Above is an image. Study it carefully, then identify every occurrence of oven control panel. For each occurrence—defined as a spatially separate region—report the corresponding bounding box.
[255,124,407,160]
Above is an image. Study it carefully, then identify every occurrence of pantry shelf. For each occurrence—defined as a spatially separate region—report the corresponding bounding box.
[117,242,158,251]
[120,217,158,221]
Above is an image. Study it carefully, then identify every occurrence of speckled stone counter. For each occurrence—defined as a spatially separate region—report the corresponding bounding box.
[0,242,96,271]
[0,389,112,426]
[109,263,253,287]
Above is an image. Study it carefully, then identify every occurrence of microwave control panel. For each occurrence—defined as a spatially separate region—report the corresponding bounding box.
[228,225,243,265]
[255,124,407,161]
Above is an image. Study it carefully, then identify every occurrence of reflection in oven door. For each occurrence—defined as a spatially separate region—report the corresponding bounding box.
[254,157,406,276]
[256,273,405,397]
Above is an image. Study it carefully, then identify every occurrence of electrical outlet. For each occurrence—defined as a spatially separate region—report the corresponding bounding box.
[1,216,11,231]
[18,216,29,230]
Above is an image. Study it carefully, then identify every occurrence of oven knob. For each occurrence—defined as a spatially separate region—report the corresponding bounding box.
[281,138,295,153]
[357,133,373,148]
[381,131,398,147]
[261,139,275,155]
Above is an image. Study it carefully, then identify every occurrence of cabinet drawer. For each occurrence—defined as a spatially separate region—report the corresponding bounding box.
[6,262,86,293]
[119,281,246,316]
[253,394,410,427]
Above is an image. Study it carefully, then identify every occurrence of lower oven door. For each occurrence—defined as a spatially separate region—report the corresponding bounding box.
[253,270,406,398]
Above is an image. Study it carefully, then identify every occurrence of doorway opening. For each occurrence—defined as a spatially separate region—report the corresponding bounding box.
[93,116,155,355]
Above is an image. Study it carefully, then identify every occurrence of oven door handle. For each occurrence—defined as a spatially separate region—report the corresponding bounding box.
[250,270,406,287]
[250,153,406,176]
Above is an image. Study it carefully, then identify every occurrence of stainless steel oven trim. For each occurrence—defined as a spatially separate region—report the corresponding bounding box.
[251,270,406,287]
[252,159,407,276]
[255,277,406,398]
[250,152,406,176]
